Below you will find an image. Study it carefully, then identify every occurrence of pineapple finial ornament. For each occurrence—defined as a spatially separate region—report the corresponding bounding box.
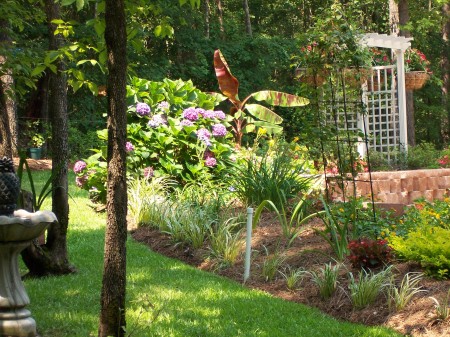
[0,157,20,216]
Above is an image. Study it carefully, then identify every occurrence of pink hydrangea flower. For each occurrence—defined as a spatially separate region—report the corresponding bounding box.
[73,160,87,174]
[182,107,199,121]
[125,141,134,152]
[214,110,226,120]
[136,102,151,116]
[212,123,227,137]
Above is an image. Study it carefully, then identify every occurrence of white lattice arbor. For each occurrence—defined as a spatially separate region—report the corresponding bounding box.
[360,33,412,157]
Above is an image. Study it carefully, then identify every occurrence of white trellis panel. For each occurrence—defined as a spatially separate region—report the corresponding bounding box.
[361,33,412,154]
[361,65,399,160]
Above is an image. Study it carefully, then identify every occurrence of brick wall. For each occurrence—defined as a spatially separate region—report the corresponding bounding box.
[327,169,450,205]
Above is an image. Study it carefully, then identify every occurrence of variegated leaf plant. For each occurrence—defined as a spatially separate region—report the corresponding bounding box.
[212,49,309,146]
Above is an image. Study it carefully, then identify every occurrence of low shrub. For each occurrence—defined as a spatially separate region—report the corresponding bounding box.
[74,77,235,203]
[389,226,450,279]
[347,238,393,270]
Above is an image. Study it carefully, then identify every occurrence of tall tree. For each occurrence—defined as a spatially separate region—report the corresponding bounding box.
[0,19,18,156]
[20,0,75,277]
[98,0,128,335]
[216,0,225,37]
[0,80,12,158]
[243,0,252,37]
[204,0,211,38]
[442,2,450,141]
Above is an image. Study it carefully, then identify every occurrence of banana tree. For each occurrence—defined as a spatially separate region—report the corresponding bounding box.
[213,49,309,146]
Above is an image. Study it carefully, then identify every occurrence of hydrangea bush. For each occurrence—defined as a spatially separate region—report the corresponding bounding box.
[74,77,235,203]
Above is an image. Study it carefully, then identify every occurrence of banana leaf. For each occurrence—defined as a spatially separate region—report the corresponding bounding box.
[250,90,309,107]
[213,50,240,104]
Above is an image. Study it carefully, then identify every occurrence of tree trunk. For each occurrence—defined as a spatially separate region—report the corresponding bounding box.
[0,80,12,158]
[20,0,75,277]
[0,19,18,156]
[398,0,415,146]
[216,0,225,38]
[243,0,252,37]
[204,0,210,39]
[388,0,399,35]
[98,0,128,335]
[442,3,450,142]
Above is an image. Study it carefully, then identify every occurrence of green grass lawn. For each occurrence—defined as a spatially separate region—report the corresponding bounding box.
[22,172,403,336]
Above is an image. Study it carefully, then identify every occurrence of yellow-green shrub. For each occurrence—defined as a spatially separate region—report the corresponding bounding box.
[389,227,450,279]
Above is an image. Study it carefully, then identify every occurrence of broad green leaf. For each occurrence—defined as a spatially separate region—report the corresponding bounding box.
[61,0,76,6]
[208,92,228,103]
[253,121,283,134]
[87,82,98,96]
[251,91,309,107]
[243,124,256,133]
[154,25,162,37]
[31,65,46,77]
[245,104,283,124]
[94,20,105,36]
[47,64,57,74]
[51,19,65,24]
[76,0,84,11]
[213,49,240,103]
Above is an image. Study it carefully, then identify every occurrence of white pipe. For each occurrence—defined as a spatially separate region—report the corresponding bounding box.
[243,207,253,283]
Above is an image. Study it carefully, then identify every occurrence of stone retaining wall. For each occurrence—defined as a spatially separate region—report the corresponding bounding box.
[328,169,450,205]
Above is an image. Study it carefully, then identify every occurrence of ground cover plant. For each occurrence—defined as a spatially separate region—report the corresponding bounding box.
[20,169,407,337]
[130,169,450,337]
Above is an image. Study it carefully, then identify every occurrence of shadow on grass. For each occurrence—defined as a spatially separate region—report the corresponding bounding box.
[24,221,403,337]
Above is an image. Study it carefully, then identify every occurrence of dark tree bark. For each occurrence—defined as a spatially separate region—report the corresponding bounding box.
[0,80,13,158]
[0,19,18,156]
[20,0,75,277]
[204,0,211,39]
[98,0,128,335]
[442,3,450,142]
[216,0,225,38]
[243,0,252,37]
[398,0,416,146]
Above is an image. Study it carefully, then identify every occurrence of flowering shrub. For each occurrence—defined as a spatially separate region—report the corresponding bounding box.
[371,48,391,66]
[381,198,450,279]
[405,48,430,72]
[295,41,328,70]
[347,238,393,269]
[74,77,235,203]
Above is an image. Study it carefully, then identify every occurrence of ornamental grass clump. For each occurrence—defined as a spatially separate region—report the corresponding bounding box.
[309,263,341,300]
[429,289,450,320]
[231,138,313,209]
[279,266,307,291]
[262,249,286,282]
[348,266,393,309]
[208,217,245,268]
[387,272,425,312]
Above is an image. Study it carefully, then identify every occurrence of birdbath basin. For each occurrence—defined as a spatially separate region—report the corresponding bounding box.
[0,210,56,337]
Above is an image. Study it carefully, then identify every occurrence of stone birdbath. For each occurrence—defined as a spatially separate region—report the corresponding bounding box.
[0,157,57,337]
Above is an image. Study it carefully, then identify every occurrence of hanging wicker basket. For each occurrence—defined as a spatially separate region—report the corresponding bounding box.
[405,71,429,90]
[295,67,329,87]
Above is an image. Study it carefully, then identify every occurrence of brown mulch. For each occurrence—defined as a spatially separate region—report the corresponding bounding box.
[131,215,450,337]
[13,158,53,171]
